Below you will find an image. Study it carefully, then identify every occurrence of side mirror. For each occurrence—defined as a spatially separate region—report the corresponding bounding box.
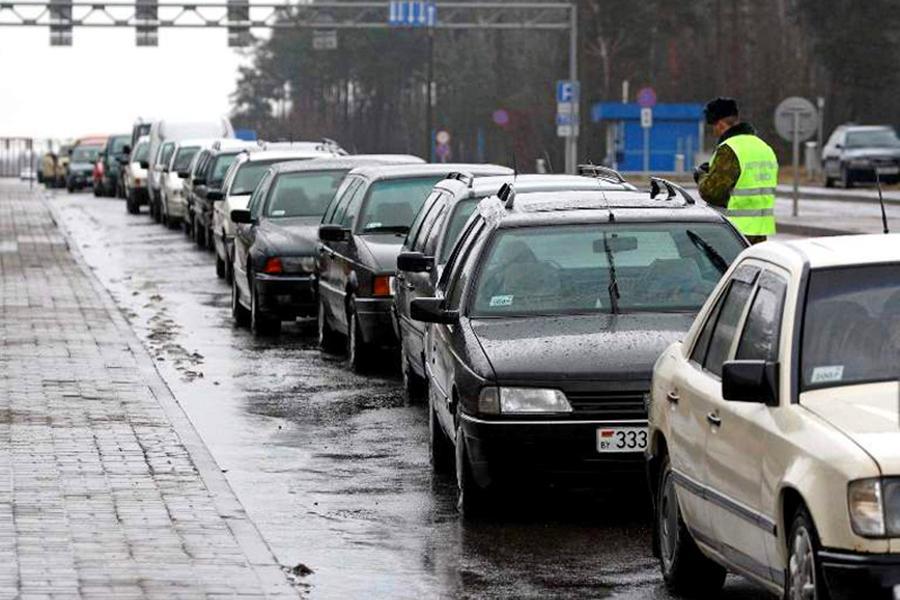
[835,143,842,149]
[230,208,254,224]
[193,177,206,186]
[397,251,433,273]
[139,160,149,169]
[319,224,350,243]
[177,171,190,179]
[122,145,131,155]
[722,360,779,406]
[205,190,223,201]
[410,297,458,324]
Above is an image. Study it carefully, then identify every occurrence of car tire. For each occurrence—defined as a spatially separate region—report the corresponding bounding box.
[455,414,488,517]
[215,252,226,279]
[823,176,834,188]
[250,277,280,336]
[318,295,343,354]
[400,340,427,403]
[224,244,234,284]
[785,507,828,600]
[93,185,101,197]
[231,276,250,326]
[840,166,853,188]
[152,198,161,223]
[126,191,139,215]
[657,455,727,597]
[195,219,207,248]
[346,300,370,372]
[429,396,452,474]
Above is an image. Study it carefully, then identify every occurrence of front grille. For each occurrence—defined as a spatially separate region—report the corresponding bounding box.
[565,390,647,419]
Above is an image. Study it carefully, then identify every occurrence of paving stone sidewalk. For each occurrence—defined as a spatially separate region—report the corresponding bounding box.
[0,181,296,599]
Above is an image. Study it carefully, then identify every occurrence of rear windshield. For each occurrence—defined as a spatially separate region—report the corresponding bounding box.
[132,141,149,162]
[439,198,478,263]
[470,222,745,317]
[801,264,900,391]
[172,146,199,172]
[357,176,444,234]
[232,159,304,195]
[71,145,101,162]
[265,170,348,218]
[209,153,238,186]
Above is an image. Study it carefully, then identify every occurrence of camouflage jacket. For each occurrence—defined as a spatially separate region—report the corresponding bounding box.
[698,122,757,209]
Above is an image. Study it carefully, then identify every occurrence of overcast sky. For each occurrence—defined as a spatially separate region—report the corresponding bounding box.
[0,23,251,140]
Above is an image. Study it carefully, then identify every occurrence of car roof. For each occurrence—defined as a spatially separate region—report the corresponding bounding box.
[434,173,637,198]
[266,156,425,175]
[237,148,336,163]
[346,163,512,180]
[762,234,900,269]
[173,138,219,149]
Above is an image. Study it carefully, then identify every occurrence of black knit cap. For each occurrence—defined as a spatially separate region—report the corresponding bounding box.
[704,97,739,125]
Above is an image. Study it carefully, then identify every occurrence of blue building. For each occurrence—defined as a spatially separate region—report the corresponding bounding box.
[591,103,705,172]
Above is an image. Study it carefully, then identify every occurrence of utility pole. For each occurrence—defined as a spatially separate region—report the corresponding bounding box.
[565,2,578,173]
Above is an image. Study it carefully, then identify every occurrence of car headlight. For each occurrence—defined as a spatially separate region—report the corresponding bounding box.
[478,387,572,415]
[848,478,900,537]
[279,256,316,274]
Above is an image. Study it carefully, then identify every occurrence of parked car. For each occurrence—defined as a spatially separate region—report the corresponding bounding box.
[211,146,341,282]
[229,155,424,335]
[131,119,153,150]
[822,124,900,187]
[159,139,210,229]
[148,141,175,222]
[123,136,151,214]
[316,163,512,371]
[189,140,259,249]
[67,137,107,192]
[93,133,131,198]
[409,182,747,513]
[647,234,900,600]
[394,172,638,400]
[147,118,234,216]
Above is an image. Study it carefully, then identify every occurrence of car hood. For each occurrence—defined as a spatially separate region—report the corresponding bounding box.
[354,233,406,273]
[843,148,900,160]
[257,217,320,256]
[470,312,694,382]
[802,381,900,474]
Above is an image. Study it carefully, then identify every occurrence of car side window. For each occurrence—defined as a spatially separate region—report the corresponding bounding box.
[323,178,356,224]
[414,201,447,254]
[406,192,441,250]
[248,172,272,218]
[447,226,487,310]
[736,271,788,362]
[698,265,759,376]
[438,215,484,295]
[339,182,368,229]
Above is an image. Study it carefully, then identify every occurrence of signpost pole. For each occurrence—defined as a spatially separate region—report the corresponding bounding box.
[643,127,650,173]
[565,2,578,174]
[792,111,800,217]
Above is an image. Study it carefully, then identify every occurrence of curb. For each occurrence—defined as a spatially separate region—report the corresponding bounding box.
[41,190,297,599]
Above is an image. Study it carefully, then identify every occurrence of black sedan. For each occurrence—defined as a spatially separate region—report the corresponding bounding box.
[410,184,748,513]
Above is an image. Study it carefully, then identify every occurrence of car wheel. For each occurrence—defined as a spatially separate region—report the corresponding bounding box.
[126,191,139,215]
[231,276,250,326]
[250,277,280,336]
[318,295,343,354]
[224,244,234,284]
[346,298,370,372]
[195,219,207,248]
[840,166,853,188]
[152,198,161,223]
[823,176,834,188]
[786,507,828,600]
[92,185,101,197]
[657,455,727,596]
[215,250,226,279]
[455,413,488,517]
[429,395,452,474]
[400,340,426,403]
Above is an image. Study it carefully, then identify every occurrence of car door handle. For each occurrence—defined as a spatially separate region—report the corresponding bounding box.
[706,412,722,427]
[666,391,679,404]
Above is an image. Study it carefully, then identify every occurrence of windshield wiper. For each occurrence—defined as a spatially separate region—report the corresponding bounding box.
[686,229,728,274]
[362,225,410,235]
[602,232,621,314]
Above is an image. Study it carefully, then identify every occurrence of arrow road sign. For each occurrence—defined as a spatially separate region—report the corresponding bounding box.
[388,1,436,27]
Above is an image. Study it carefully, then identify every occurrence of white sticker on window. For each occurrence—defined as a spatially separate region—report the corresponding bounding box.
[271,209,285,217]
[489,295,514,307]
[811,365,844,383]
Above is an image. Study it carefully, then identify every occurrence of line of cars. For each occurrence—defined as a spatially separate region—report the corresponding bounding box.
[80,123,900,599]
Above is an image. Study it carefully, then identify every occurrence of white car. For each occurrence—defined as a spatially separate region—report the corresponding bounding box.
[211,147,340,282]
[159,138,216,229]
[123,135,150,214]
[647,234,900,599]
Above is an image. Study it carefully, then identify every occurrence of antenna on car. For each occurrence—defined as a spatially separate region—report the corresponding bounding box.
[497,182,516,209]
[511,152,518,182]
[875,170,890,234]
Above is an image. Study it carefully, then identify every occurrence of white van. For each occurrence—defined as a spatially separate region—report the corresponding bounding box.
[147,118,234,219]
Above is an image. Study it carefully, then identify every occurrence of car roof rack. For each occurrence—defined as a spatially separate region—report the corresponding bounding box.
[578,163,628,185]
[649,176,697,205]
[446,172,474,187]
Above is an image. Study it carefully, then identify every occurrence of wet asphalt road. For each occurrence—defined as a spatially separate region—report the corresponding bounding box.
[51,190,770,600]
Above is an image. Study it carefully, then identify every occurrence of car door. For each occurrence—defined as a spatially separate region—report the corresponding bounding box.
[319,177,365,333]
[666,263,759,540]
[705,267,788,585]
[234,172,273,299]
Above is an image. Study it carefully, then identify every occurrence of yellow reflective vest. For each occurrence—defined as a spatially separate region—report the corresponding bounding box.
[712,134,778,236]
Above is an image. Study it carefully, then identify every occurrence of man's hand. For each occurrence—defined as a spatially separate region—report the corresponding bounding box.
[693,161,710,185]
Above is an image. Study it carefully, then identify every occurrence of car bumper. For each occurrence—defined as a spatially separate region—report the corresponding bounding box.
[130,187,149,205]
[459,413,646,487]
[68,174,92,188]
[847,164,900,181]
[254,272,317,318]
[820,549,900,600]
[166,195,186,218]
[355,296,398,346]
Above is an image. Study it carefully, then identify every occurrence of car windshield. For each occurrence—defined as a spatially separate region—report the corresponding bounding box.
[110,136,130,155]
[357,176,444,234]
[209,154,238,186]
[800,264,900,391]
[172,146,200,172]
[439,198,478,263]
[158,143,175,166]
[71,145,101,162]
[470,222,745,317]
[266,170,347,218]
[132,142,149,162]
[845,129,900,148]
[232,159,298,195]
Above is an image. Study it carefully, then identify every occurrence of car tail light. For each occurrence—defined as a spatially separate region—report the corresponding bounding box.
[373,275,393,297]
[263,257,283,274]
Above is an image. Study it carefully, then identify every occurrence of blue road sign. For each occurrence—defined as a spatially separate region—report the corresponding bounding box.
[637,87,657,108]
[388,1,437,27]
[556,80,580,103]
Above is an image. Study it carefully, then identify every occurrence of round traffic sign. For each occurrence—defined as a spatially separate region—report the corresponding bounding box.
[492,109,510,127]
[637,87,657,108]
[774,96,818,142]
[435,130,451,145]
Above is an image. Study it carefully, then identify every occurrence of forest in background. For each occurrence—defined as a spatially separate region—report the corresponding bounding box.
[231,0,900,168]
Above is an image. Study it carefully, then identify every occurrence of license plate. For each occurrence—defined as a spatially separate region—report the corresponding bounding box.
[877,166,899,175]
[597,427,648,453]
